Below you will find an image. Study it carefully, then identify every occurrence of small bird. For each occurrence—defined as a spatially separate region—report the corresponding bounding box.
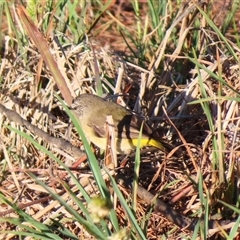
[71,94,166,154]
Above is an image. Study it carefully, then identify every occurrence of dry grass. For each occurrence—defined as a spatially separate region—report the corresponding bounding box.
[0,1,240,239]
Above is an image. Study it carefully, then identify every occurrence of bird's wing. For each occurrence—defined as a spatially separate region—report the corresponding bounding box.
[88,108,152,140]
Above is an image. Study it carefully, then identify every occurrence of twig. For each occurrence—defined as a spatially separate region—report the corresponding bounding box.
[0,190,66,217]
[137,185,233,231]
[0,103,84,159]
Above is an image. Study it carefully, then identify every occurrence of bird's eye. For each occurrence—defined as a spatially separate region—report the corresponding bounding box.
[69,105,76,110]
[70,101,79,110]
